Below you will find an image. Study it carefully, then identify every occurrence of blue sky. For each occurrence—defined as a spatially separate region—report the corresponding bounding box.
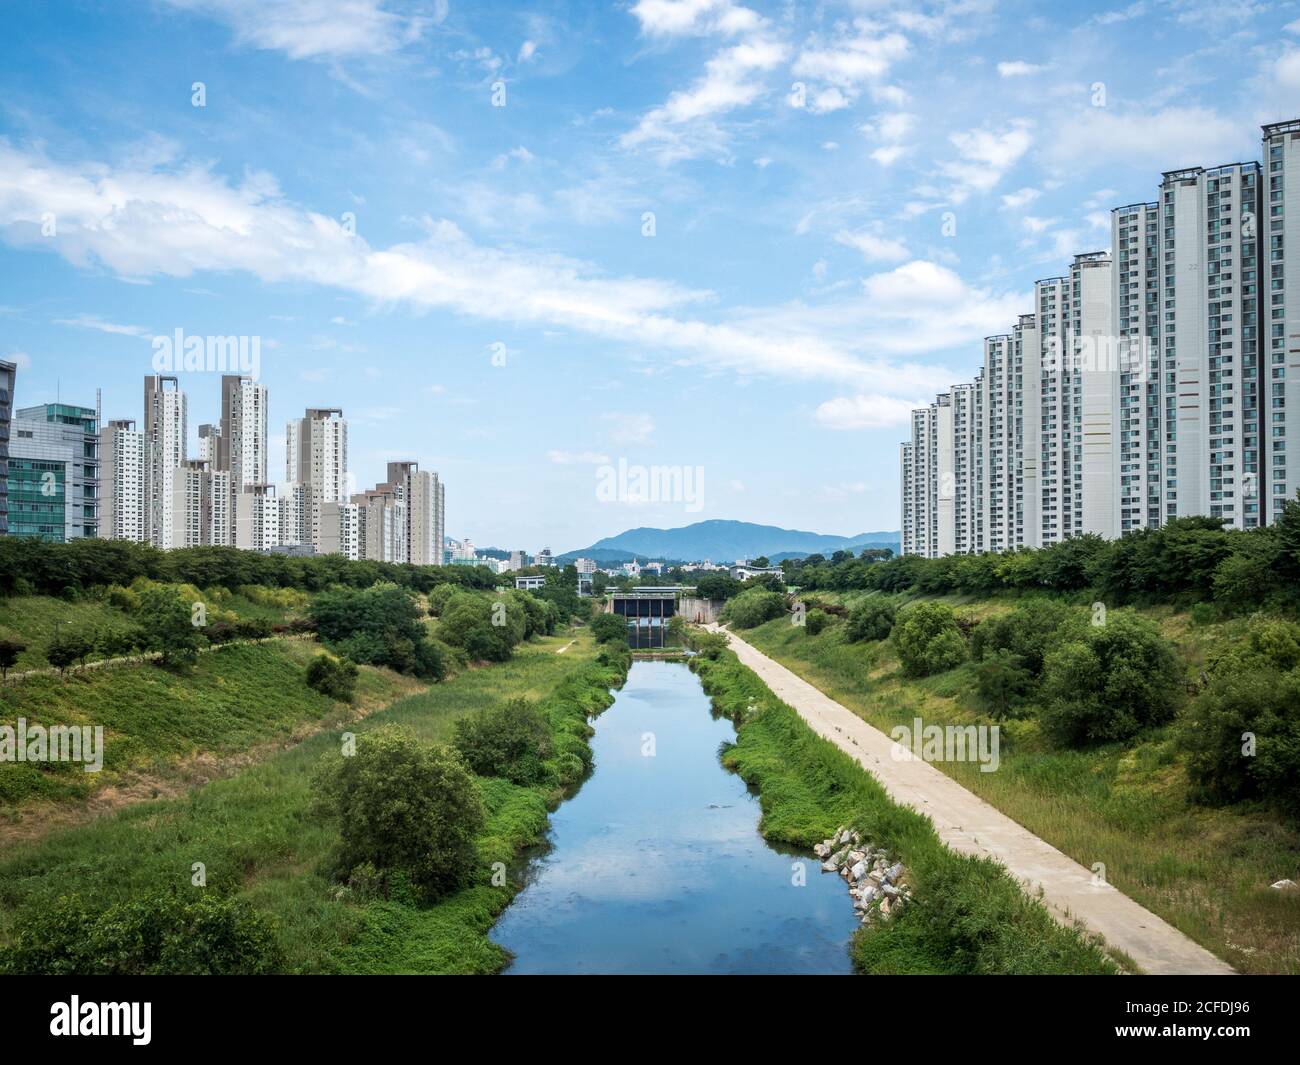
[3,0,1300,552]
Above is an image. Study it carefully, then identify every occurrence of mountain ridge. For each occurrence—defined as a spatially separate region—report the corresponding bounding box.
[557,519,899,564]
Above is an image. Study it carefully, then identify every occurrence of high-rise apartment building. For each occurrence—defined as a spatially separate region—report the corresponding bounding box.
[900,120,1300,558]
[287,408,347,551]
[385,461,445,566]
[220,375,267,490]
[235,483,278,551]
[144,375,186,549]
[100,418,150,542]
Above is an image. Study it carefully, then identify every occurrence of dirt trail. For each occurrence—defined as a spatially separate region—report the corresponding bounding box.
[711,624,1235,976]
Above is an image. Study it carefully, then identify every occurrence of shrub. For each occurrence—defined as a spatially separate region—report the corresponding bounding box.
[312,728,484,903]
[312,582,450,677]
[0,889,282,975]
[892,602,966,677]
[589,612,630,644]
[845,599,896,643]
[721,588,787,629]
[436,591,523,662]
[974,649,1034,720]
[803,608,831,636]
[305,653,359,702]
[1039,612,1183,747]
[453,698,553,785]
[1244,617,1300,672]
[1179,666,1300,816]
[687,630,729,660]
[968,599,1086,678]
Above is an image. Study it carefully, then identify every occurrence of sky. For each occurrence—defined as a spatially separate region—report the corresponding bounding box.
[3,0,1300,553]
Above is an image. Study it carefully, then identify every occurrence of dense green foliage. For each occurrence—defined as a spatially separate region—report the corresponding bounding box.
[0,537,499,600]
[0,889,282,975]
[691,648,1116,974]
[305,653,359,702]
[844,598,896,643]
[1180,618,1300,816]
[693,573,743,600]
[720,587,787,629]
[310,583,447,679]
[436,591,525,662]
[589,612,630,644]
[892,602,966,677]
[453,698,553,785]
[1038,612,1183,747]
[803,608,831,636]
[313,728,485,903]
[782,505,1300,614]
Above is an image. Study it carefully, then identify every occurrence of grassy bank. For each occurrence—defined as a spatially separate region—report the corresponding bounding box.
[691,647,1119,975]
[740,595,1300,974]
[0,631,629,974]
[0,639,422,819]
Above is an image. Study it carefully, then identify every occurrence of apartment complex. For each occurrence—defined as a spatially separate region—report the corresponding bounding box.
[100,418,149,542]
[286,407,347,552]
[144,375,186,549]
[901,120,1300,557]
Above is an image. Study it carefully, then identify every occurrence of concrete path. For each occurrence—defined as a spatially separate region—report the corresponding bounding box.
[710,625,1235,976]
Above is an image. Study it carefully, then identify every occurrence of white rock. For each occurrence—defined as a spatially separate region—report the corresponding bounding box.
[850,860,868,881]
[881,883,900,898]
[886,863,904,882]
[813,843,830,858]
[1272,879,1298,891]
[821,860,838,873]
[839,829,853,845]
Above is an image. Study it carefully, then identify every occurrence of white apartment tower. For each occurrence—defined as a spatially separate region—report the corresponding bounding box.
[100,418,150,542]
[287,408,347,551]
[144,375,186,549]
[386,461,445,566]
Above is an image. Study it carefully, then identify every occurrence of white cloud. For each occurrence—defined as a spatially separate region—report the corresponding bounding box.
[997,60,1046,77]
[160,0,427,60]
[871,145,907,166]
[1045,106,1248,172]
[835,229,909,262]
[941,121,1033,201]
[1000,187,1040,209]
[814,394,920,430]
[602,412,655,444]
[548,449,612,465]
[53,313,151,337]
[793,26,909,88]
[518,40,538,62]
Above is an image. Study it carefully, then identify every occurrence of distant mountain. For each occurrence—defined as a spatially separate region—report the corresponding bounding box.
[558,520,899,565]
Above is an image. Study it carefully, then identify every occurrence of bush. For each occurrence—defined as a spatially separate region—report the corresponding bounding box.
[687,630,729,660]
[0,889,282,975]
[845,599,896,643]
[305,653,359,702]
[721,588,787,629]
[968,599,1086,678]
[975,649,1034,720]
[312,728,484,903]
[0,638,25,679]
[453,698,553,785]
[1179,666,1300,816]
[312,582,449,677]
[892,603,966,677]
[1039,612,1183,747]
[803,608,831,636]
[436,591,523,662]
[589,612,630,644]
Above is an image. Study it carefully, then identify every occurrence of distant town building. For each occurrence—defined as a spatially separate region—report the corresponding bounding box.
[286,407,347,552]
[536,547,553,567]
[729,562,784,581]
[515,574,547,591]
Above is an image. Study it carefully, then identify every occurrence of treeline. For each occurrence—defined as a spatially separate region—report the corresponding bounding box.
[785,504,1300,612]
[0,539,499,599]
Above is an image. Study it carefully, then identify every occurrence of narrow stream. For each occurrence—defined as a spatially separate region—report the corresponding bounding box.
[490,660,856,974]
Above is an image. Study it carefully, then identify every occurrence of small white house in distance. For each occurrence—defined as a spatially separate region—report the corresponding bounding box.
[515,574,547,591]
[729,563,785,581]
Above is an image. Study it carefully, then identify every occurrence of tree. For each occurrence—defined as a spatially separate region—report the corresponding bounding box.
[305,653,359,702]
[0,638,26,680]
[45,631,91,673]
[720,588,786,629]
[1039,612,1182,747]
[892,602,966,677]
[589,612,629,644]
[845,599,896,643]
[137,587,204,667]
[694,573,742,600]
[311,582,448,677]
[975,650,1034,719]
[453,698,553,785]
[312,728,484,902]
[969,599,1087,677]
[804,608,831,635]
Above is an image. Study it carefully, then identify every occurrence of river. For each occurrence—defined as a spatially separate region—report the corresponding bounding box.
[490,659,857,974]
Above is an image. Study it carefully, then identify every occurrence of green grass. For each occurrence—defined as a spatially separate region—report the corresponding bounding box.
[739,597,1300,974]
[0,639,420,812]
[0,630,630,974]
[691,648,1118,975]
